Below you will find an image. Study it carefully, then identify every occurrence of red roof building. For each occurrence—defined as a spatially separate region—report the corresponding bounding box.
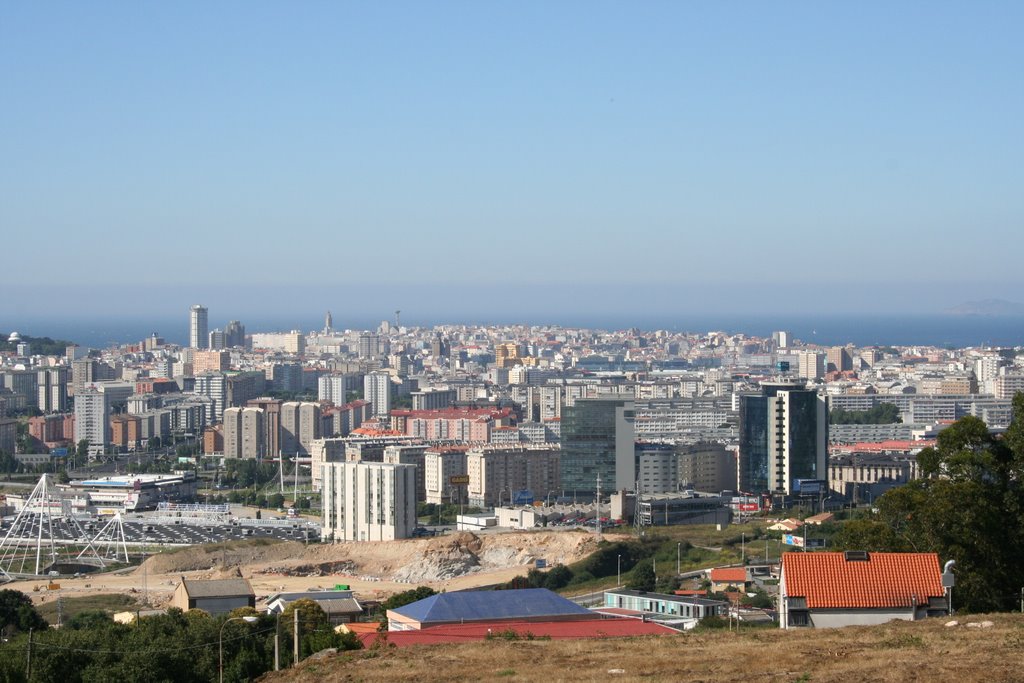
[708,567,748,592]
[780,551,948,629]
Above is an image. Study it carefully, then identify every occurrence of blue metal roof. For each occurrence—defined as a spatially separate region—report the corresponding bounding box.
[393,588,592,624]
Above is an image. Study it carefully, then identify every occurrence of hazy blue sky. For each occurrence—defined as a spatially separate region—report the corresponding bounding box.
[2,2,1022,321]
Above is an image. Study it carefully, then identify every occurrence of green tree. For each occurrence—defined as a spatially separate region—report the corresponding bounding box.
[542,565,574,590]
[628,560,656,591]
[380,586,437,612]
[0,589,48,634]
[841,407,1024,612]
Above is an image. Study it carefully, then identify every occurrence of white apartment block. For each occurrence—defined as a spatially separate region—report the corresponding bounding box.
[193,373,227,422]
[994,375,1024,401]
[424,449,468,504]
[36,368,68,413]
[321,461,417,542]
[318,374,360,404]
[364,371,392,417]
[74,387,108,457]
[309,437,347,491]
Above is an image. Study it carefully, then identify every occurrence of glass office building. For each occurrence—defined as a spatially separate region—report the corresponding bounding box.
[739,380,827,495]
[560,398,635,496]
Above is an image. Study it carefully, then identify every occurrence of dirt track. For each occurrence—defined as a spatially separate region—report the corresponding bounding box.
[12,529,612,609]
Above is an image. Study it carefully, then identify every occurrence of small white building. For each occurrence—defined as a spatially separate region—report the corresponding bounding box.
[265,588,362,625]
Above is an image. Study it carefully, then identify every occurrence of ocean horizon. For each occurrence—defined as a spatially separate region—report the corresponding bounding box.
[4,313,1023,351]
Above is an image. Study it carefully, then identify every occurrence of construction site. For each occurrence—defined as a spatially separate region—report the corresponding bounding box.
[0,473,604,613]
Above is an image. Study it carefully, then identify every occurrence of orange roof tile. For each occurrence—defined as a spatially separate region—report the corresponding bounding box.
[710,568,747,584]
[782,552,944,608]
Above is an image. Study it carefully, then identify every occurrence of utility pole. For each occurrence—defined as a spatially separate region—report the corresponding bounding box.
[26,629,33,680]
[274,613,280,671]
[595,473,602,538]
[293,608,300,666]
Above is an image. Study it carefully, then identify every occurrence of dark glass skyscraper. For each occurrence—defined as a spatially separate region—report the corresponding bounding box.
[560,398,635,495]
[738,380,827,495]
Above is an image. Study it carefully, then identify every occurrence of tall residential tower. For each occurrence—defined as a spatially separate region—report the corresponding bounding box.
[189,305,209,349]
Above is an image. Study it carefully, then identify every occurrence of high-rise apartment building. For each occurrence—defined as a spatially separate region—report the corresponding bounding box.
[36,368,69,413]
[465,445,561,507]
[798,352,825,382]
[738,380,827,495]
[223,406,266,458]
[318,374,360,405]
[193,373,227,422]
[193,350,229,375]
[358,333,380,359]
[284,330,305,356]
[560,398,635,496]
[74,386,109,457]
[364,371,393,417]
[224,320,246,349]
[495,342,523,368]
[424,447,469,504]
[826,347,852,373]
[189,305,209,349]
[635,442,678,495]
[321,461,417,542]
[246,397,282,456]
[208,329,226,350]
[1,370,38,412]
[382,444,428,503]
[280,401,321,456]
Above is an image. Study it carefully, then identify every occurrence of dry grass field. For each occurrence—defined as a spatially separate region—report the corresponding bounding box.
[259,613,1024,683]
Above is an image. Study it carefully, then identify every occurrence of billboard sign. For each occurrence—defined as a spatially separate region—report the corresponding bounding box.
[794,479,826,496]
[512,489,534,505]
[784,534,805,547]
[805,538,826,549]
[449,475,470,486]
[738,503,759,512]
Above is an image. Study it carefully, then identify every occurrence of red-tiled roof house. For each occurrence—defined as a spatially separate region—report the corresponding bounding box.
[779,551,948,629]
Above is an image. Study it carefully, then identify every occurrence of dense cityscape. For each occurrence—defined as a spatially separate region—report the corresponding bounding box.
[1,303,1023,679]
[3,2,1023,681]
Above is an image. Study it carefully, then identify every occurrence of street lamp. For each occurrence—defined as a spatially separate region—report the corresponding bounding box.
[220,615,258,683]
[677,542,681,575]
[617,554,622,587]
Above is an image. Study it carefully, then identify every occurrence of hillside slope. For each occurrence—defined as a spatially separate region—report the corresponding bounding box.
[258,613,1024,683]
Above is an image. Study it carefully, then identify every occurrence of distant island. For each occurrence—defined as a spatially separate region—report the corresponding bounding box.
[945,299,1024,316]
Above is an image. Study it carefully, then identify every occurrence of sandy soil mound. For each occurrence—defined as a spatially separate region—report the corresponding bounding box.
[138,539,306,575]
[138,530,599,584]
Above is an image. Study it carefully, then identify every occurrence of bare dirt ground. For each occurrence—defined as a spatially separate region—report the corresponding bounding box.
[11,529,608,610]
[259,613,1024,683]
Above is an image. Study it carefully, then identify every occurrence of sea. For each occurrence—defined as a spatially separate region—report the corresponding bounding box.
[6,314,1024,351]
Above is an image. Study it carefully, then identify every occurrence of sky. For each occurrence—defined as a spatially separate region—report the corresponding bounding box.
[1,2,1022,323]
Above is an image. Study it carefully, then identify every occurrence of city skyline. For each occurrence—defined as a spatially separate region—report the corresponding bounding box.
[2,3,1022,307]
